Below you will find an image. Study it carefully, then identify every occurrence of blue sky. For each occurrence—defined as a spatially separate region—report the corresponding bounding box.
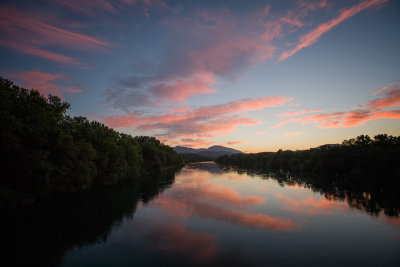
[1,0,399,152]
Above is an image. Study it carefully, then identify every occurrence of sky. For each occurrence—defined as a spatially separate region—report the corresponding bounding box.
[1,0,399,152]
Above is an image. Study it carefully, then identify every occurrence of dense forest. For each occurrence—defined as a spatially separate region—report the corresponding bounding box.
[216,134,400,179]
[0,77,184,209]
[217,134,400,216]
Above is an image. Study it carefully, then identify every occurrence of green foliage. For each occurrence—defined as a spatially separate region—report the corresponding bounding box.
[134,136,184,175]
[0,77,183,209]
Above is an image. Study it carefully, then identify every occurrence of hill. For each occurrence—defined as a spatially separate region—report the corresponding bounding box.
[174,145,244,160]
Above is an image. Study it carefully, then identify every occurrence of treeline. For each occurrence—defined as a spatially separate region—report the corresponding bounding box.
[180,153,213,163]
[0,77,183,209]
[217,134,400,179]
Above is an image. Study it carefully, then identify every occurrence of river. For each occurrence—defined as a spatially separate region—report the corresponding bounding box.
[2,162,399,266]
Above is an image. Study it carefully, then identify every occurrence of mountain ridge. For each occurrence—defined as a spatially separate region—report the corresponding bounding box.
[173,145,244,160]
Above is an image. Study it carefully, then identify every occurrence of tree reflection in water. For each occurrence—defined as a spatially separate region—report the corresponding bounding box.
[221,166,400,218]
[1,172,176,267]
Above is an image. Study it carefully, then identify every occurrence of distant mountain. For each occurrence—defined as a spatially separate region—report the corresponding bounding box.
[173,145,244,160]
[173,146,205,154]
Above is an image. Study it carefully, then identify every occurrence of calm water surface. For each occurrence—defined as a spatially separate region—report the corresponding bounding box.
[3,162,400,266]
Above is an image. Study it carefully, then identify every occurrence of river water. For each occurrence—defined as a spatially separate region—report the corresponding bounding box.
[3,162,400,266]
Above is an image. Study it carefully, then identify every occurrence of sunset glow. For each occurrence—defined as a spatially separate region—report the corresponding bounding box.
[1,0,399,151]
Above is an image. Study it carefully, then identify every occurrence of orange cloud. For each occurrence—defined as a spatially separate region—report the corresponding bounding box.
[0,5,110,65]
[273,83,400,129]
[279,0,388,61]
[361,83,400,110]
[284,132,305,137]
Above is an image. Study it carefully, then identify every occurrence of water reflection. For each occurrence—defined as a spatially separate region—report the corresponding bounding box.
[2,163,399,267]
[150,166,296,230]
[221,166,400,218]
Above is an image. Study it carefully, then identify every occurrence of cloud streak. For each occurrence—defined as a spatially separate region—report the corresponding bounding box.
[279,0,388,61]
[284,132,305,137]
[104,96,291,145]
[273,83,400,129]
[0,5,111,65]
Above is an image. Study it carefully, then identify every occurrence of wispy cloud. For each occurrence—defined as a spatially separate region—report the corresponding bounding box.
[372,83,393,95]
[361,83,400,109]
[279,0,388,61]
[279,0,329,28]
[0,5,111,65]
[106,8,279,109]
[52,0,169,17]
[273,83,400,129]
[284,132,305,137]
[105,96,291,144]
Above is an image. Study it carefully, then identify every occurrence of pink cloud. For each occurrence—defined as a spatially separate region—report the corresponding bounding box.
[361,83,400,109]
[0,40,80,65]
[284,132,305,137]
[0,5,110,65]
[372,83,393,95]
[8,70,83,96]
[104,96,291,142]
[279,0,329,28]
[152,180,296,231]
[149,73,216,103]
[279,0,388,61]
[274,109,400,129]
[255,130,266,135]
[107,7,280,108]
[272,83,400,129]
[53,0,170,17]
